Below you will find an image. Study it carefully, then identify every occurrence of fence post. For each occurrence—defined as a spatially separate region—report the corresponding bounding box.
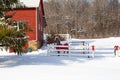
[114,45,119,57]
[91,45,95,58]
[47,44,50,56]
[69,43,71,57]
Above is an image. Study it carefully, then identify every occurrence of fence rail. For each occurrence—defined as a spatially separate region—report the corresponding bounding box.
[47,43,95,58]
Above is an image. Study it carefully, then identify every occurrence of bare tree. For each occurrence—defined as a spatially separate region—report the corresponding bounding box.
[44,0,120,38]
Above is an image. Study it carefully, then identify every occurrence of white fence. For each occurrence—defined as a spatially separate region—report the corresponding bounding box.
[47,42,95,58]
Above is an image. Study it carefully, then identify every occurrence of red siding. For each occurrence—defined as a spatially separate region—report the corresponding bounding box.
[10,8,37,40]
[37,8,43,45]
[6,0,46,52]
[36,0,47,45]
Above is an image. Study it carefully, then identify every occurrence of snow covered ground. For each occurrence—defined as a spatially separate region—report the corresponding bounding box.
[0,37,120,80]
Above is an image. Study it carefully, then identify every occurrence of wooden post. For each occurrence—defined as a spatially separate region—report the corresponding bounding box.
[47,44,49,56]
[91,45,95,58]
[69,43,71,57]
[114,45,119,56]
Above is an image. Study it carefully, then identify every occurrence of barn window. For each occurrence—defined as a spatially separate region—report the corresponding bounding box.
[13,21,27,31]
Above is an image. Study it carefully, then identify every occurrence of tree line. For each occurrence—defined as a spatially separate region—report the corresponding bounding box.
[44,0,120,38]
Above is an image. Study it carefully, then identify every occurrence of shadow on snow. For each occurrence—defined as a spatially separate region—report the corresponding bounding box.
[0,53,107,68]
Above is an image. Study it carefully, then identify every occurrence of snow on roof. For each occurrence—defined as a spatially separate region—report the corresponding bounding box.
[19,0,40,7]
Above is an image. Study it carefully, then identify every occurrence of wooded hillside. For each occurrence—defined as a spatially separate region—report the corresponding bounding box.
[44,0,120,38]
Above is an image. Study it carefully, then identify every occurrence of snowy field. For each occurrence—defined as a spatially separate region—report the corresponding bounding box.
[0,37,120,80]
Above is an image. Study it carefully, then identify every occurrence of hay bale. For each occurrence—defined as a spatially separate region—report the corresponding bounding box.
[28,40,39,51]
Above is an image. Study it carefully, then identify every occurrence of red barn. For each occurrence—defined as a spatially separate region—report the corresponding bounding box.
[7,0,46,51]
